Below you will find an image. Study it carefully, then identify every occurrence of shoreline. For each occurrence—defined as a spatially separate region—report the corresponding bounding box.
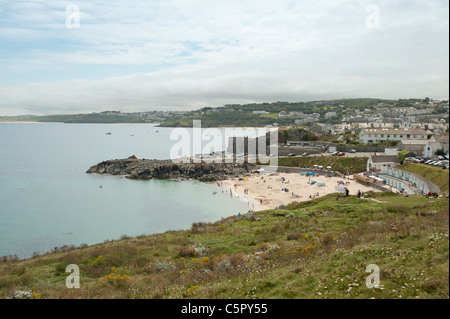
[220,171,383,211]
[212,181,263,212]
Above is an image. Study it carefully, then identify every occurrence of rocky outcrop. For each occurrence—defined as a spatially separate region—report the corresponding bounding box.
[86,155,258,182]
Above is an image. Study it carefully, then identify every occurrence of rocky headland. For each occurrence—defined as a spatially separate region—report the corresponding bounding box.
[86,155,259,182]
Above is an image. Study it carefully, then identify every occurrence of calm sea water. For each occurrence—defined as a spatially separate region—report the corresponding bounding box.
[0,123,251,259]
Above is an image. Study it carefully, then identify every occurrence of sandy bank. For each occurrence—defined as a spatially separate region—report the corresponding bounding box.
[221,172,381,211]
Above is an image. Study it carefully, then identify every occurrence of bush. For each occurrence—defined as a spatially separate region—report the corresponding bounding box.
[155,260,176,272]
[320,233,335,247]
[287,233,302,240]
[178,244,209,257]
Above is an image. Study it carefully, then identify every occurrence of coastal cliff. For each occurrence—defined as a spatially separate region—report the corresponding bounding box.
[86,155,259,181]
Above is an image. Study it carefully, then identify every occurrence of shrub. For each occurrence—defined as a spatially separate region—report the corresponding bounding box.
[178,244,209,257]
[287,233,302,240]
[155,260,176,272]
[320,233,335,247]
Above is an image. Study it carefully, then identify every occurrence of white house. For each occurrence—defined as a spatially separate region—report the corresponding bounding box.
[366,155,400,172]
[359,128,428,144]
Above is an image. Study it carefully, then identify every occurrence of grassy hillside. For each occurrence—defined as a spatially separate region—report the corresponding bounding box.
[1,193,448,299]
[397,163,449,192]
[275,156,368,174]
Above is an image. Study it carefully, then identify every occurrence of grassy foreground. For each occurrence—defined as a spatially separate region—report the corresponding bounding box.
[0,193,448,299]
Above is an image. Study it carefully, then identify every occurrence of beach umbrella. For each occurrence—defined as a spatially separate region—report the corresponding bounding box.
[326,166,332,169]
[318,166,323,169]
[313,164,318,167]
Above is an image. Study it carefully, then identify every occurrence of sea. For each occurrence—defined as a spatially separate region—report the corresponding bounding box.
[0,122,253,259]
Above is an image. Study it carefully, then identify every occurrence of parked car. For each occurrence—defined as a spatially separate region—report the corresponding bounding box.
[331,151,339,156]
[349,149,356,153]
[301,152,309,156]
[337,152,346,156]
[288,153,297,157]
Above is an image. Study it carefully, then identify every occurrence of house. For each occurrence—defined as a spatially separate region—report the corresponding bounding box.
[366,155,400,172]
[359,128,428,144]
[325,111,337,119]
[433,133,449,155]
[398,139,431,157]
[308,123,329,134]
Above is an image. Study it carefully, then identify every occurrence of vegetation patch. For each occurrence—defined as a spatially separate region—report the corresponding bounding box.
[0,193,448,299]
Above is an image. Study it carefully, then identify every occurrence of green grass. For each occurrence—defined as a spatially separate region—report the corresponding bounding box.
[1,193,448,299]
[397,163,449,192]
[274,156,368,174]
[259,113,279,119]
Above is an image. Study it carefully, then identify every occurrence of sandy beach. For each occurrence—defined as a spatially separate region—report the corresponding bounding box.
[220,171,381,211]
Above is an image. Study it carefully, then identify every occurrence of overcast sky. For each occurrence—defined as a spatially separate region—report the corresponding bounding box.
[0,0,448,115]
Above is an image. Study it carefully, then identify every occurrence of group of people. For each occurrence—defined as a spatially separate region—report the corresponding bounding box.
[426,192,450,198]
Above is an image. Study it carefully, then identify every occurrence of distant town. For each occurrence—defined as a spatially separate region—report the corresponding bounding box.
[1,97,448,157]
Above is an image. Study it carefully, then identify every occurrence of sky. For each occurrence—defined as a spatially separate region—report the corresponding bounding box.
[0,0,448,116]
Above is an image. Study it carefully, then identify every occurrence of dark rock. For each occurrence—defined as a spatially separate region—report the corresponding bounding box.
[86,156,258,182]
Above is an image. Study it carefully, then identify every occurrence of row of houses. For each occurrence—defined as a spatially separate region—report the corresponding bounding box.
[359,128,428,144]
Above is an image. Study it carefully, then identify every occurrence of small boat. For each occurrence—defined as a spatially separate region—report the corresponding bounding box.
[106,132,112,135]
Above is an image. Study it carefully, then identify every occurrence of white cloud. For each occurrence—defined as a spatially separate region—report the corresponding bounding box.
[0,0,448,115]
